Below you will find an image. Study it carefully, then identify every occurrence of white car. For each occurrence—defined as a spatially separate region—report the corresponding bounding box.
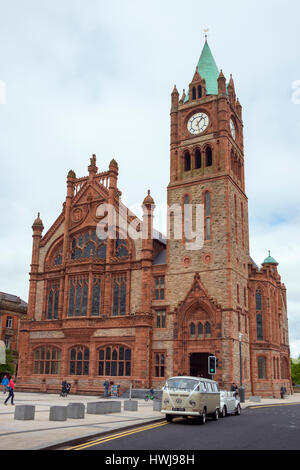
[220,390,241,417]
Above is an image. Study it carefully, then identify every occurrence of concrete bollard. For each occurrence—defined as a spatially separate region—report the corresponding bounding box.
[153,400,162,412]
[49,406,67,421]
[249,396,261,403]
[14,405,35,421]
[124,400,138,411]
[67,403,85,419]
[87,401,121,414]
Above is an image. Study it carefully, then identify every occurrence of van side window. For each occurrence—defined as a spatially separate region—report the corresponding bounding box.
[206,383,211,392]
[212,383,218,392]
[200,382,206,392]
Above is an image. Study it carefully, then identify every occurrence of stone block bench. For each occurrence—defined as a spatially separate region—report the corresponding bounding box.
[49,405,67,421]
[124,399,138,411]
[14,405,35,420]
[87,401,121,415]
[67,402,85,419]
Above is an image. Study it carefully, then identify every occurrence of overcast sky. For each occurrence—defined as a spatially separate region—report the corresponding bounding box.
[0,0,299,356]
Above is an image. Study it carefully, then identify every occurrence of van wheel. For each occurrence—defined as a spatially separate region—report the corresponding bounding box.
[220,406,227,418]
[235,404,241,416]
[199,408,206,425]
[166,414,173,423]
[213,408,219,420]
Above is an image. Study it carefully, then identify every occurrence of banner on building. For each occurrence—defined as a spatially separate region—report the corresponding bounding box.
[0,341,6,365]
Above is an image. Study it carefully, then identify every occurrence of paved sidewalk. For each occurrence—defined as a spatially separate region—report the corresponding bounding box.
[0,392,299,450]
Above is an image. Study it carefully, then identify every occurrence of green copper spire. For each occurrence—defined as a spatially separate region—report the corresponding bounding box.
[184,40,219,103]
[197,40,219,95]
[263,251,278,265]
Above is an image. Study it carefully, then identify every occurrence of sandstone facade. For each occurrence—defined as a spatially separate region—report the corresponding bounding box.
[17,41,292,398]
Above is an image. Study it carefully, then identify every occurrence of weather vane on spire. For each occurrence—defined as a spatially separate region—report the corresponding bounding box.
[204,28,209,40]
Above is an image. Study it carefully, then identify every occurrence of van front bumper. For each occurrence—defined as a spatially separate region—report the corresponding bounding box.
[161,409,201,417]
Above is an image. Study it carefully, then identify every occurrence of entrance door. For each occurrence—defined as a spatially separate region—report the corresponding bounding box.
[190,353,212,379]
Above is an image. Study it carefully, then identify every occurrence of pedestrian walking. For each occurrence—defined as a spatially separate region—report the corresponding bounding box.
[1,375,9,394]
[4,375,15,405]
[104,379,109,398]
[280,386,287,399]
[230,383,239,396]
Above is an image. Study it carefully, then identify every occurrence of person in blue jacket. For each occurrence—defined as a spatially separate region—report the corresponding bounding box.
[1,375,9,394]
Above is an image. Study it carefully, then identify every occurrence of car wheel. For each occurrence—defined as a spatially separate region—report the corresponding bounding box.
[220,406,226,418]
[199,408,206,425]
[166,414,173,423]
[235,404,241,415]
[213,408,219,420]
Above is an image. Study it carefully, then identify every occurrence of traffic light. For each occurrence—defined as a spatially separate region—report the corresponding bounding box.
[208,356,217,375]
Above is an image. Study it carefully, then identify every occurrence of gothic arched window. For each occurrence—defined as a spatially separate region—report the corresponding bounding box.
[47,280,59,320]
[98,346,131,377]
[205,147,213,167]
[258,356,267,379]
[112,274,127,316]
[198,85,202,98]
[256,314,264,340]
[70,230,107,260]
[116,238,129,258]
[33,346,61,375]
[91,277,101,316]
[205,322,211,338]
[68,277,88,317]
[256,290,262,311]
[69,346,89,376]
[195,149,202,169]
[184,151,191,171]
[190,322,196,337]
[192,87,196,100]
[54,246,63,266]
[198,322,203,338]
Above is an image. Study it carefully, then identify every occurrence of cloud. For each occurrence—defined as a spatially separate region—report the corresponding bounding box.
[0,0,299,353]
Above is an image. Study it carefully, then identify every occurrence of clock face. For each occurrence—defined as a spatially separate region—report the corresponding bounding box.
[187,113,209,135]
[230,119,236,140]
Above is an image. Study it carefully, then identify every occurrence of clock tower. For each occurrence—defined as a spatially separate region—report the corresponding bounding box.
[166,39,250,387]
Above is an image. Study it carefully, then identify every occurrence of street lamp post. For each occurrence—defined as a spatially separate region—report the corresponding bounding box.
[239,333,245,403]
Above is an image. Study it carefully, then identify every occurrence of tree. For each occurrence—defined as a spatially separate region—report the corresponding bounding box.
[290,357,300,385]
[0,349,15,376]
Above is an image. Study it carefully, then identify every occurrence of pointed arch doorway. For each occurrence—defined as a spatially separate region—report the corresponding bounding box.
[189,352,213,379]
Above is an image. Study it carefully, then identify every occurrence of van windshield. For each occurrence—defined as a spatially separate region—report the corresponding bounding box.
[164,378,200,391]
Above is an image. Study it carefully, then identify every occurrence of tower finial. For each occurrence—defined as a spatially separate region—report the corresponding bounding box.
[204,28,209,41]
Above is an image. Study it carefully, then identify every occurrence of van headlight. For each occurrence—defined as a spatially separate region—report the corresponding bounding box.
[164,399,170,405]
[189,400,196,406]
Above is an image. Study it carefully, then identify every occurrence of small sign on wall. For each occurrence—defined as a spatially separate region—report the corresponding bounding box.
[0,341,6,365]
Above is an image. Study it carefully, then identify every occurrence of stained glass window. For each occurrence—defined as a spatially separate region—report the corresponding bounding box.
[68,277,88,317]
[47,281,60,320]
[91,278,101,316]
[116,238,129,258]
[112,274,127,316]
[70,230,107,260]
